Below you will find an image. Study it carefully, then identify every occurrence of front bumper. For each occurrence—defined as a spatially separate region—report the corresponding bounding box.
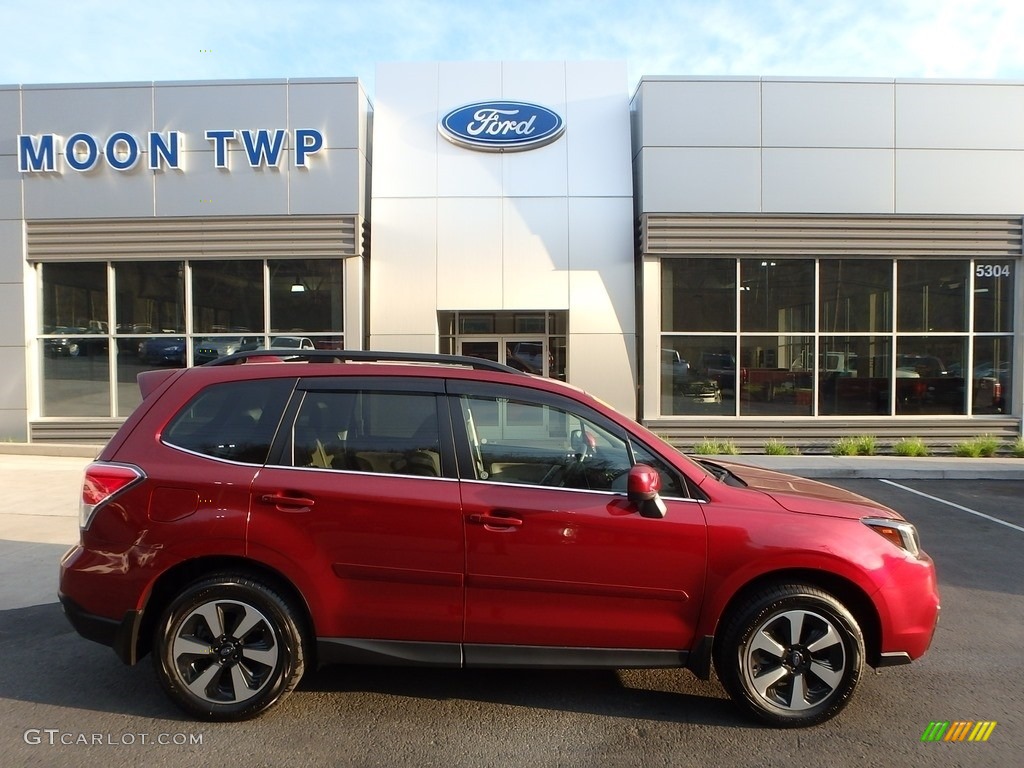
[873,549,941,664]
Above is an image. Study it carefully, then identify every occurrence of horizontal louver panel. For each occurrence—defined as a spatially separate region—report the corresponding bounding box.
[642,215,1024,256]
[29,419,124,445]
[27,216,362,261]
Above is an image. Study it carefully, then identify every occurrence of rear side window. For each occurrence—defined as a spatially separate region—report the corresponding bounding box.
[164,379,293,464]
[289,390,441,477]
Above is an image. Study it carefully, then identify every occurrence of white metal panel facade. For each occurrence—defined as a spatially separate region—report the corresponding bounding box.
[371,61,636,414]
[633,76,1024,217]
[762,148,895,212]
[761,79,895,148]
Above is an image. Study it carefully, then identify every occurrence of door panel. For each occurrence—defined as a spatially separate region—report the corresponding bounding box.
[453,385,707,650]
[250,467,464,642]
[462,482,706,649]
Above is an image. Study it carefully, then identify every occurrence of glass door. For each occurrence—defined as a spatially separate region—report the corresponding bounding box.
[458,337,549,438]
[458,337,548,376]
[459,340,500,365]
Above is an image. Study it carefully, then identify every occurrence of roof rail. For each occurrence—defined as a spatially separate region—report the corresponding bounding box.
[205,349,527,375]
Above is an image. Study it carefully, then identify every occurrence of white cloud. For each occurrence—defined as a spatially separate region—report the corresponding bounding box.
[2,0,1022,94]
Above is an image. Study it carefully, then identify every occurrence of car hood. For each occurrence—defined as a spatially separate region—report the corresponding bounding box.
[707,459,902,520]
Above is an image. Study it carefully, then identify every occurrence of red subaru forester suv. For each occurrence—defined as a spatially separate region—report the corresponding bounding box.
[59,351,939,726]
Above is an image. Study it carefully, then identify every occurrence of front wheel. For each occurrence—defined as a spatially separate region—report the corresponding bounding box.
[715,583,864,727]
[153,575,306,721]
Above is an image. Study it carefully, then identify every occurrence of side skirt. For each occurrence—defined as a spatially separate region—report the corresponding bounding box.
[316,638,689,670]
[464,644,688,669]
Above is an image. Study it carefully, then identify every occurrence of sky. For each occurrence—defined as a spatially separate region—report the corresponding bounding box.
[3,0,1023,97]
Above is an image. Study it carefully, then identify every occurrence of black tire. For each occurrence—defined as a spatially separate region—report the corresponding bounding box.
[153,575,306,721]
[714,583,864,728]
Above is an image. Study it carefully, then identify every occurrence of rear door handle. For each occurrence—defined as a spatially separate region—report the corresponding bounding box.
[260,493,315,512]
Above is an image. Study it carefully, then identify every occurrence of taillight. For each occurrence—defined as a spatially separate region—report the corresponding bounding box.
[80,462,144,530]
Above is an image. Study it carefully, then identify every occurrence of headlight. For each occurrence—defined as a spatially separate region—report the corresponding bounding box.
[863,517,921,557]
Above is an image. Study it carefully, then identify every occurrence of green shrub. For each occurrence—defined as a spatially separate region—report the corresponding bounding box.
[952,440,982,458]
[854,435,877,456]
[763,438,797,456]
[693,438,739,455]
[1011,437,1024,459]
[977,434,1000,457]
[829,435,876,456]
[893,437,929,457]
[952,435,1000,458]
[830,437,859,456]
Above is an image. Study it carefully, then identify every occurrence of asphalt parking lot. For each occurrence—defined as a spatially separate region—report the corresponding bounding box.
[0,453,1020,767]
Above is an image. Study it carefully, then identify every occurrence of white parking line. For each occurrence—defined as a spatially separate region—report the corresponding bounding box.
[879,479,1024,533]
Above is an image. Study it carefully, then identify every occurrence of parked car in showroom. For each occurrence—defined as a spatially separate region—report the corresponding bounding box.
[193,335,262,364]
[661,348,691,393]
[138,336,186,366]
[266,336,315,350]
[44,326,109,357]
[60,351,939,727]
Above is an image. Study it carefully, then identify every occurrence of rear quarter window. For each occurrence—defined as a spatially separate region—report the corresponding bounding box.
[163,378,294,464]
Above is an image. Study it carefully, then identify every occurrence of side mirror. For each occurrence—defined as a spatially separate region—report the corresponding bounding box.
[570,429,598,457]
[627,464,667,519]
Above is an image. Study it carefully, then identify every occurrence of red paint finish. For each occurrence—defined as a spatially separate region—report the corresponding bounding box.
[461,481,707,648]
[59,356,940,702]
[248,466,464,642]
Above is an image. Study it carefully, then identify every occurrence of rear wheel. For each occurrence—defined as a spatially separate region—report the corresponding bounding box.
[715,583,864,727]
[153,575,305,721]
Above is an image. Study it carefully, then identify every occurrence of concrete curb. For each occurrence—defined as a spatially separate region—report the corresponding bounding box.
[714,454,1024,480]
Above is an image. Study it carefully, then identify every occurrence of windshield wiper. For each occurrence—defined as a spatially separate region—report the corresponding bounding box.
[696,459,747,487]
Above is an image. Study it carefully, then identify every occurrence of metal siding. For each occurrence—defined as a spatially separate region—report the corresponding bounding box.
[642,215,1024,256]
[25,216,362,261]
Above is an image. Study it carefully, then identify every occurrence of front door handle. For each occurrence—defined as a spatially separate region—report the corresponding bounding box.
[468,512,523,529]
[260,493,315,512]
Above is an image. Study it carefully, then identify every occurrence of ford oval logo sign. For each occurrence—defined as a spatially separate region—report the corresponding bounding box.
[439,101,565,152]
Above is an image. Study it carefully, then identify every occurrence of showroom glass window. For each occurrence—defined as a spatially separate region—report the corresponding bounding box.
[818,259,893,416]
[660,259,736,416]
[192,260,265,335]
[972,261,1014,416]
[895,260,969,415]
[660,256,1014,419]
[38,259,345,419]
[269,259,345,345]
[738,259,814,416]
[114,262,186,417]
[40,263,110,416]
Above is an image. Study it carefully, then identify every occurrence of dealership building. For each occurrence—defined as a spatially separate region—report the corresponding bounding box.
[2,62,1021,448]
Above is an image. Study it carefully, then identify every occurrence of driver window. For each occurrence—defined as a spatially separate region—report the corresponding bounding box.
[457,394,632,491]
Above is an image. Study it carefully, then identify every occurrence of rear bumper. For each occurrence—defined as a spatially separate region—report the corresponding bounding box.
[59,592,143,665]
[59,543,150,665]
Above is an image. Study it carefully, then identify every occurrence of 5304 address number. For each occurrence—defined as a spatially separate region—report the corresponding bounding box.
[975,264,1011,278]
